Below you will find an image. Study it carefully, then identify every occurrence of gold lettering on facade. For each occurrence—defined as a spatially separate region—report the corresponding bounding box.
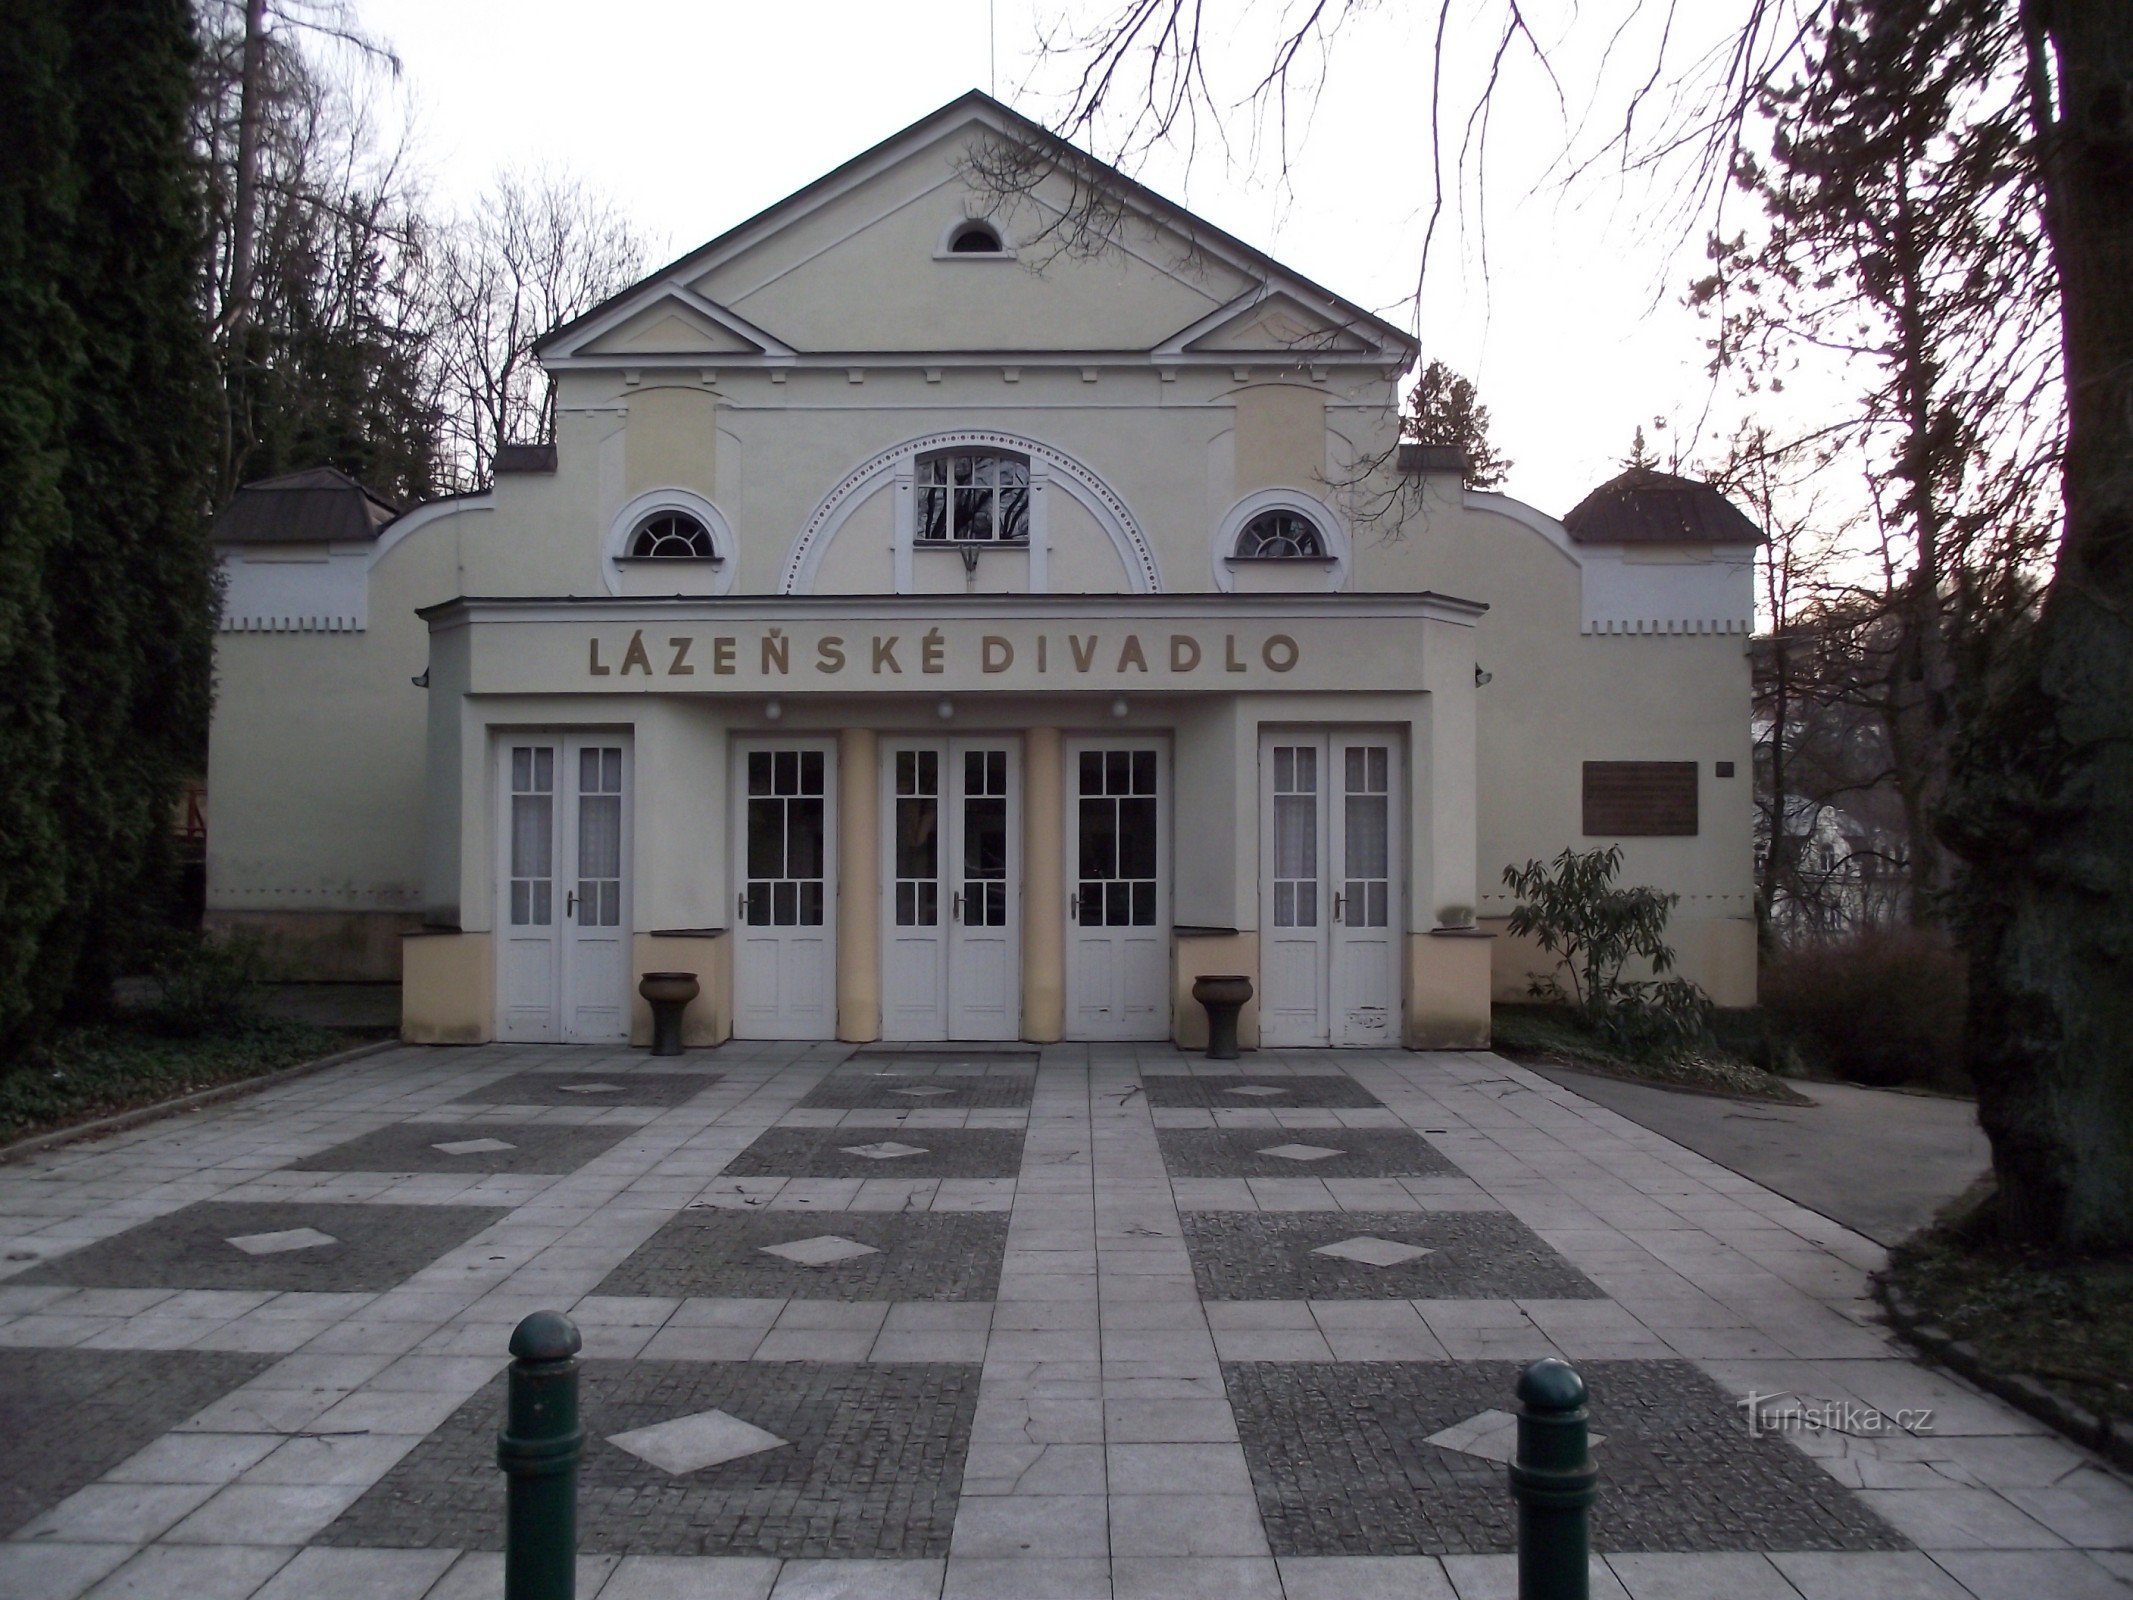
[1263,634,1299,672]
[667,637,695,675]
[872,636,901,673]
[982,636,1014,673]
[1170,635,1200,672]
[1069,635,1098,672]
[761,630,788,675]
[712,637,736,675]
[589,638,611,676]
[620,630,653,676]
[1224,634,1247,672]
[1117,635,1149,673]
[816,636,845,674]
[921,628,945,674]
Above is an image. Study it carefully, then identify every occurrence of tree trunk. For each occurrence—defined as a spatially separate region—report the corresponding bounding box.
[1947,0,2133,1251]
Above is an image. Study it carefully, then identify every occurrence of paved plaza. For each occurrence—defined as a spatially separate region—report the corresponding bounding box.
[1,1044,2129,1599]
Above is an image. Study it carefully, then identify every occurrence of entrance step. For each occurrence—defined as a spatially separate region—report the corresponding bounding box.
[848,1041,1040,1058]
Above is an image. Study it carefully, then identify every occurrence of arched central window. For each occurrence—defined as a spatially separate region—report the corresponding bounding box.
[916,449,1030,543]
[1235,508,1327,558]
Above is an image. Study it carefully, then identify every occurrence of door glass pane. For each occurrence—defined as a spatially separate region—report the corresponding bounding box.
[1077,747,1158,929]
[963,753,1007,928]
[1341,744,1390,928]
[575,743,623,929]
[509,745,554,928]
[1271,745,1317,929]
[894,747,940,928]
[746,748,826,930]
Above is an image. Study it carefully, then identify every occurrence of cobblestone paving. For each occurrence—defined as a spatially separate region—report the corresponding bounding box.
[287,1121,637,1174]
[1156,1125,1457,1178]
[450,1070,717,1107]
[594,1211,1011,1301]
[720,1127,1026,1179]
[1138,1072,1386,1109]
[1181,1209,1604,1301]
[321,1359,978,1558]
[1225,1359,1907,1555]
[12,1201,511,1292]
[797,1066,1036,1110]
[0,1349,274,1535]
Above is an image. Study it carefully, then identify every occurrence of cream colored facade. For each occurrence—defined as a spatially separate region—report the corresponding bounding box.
[205,93,1758,1049]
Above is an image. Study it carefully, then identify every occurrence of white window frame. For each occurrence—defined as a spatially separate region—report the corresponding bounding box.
[1211,487,1350,592]
[602,487,737,597]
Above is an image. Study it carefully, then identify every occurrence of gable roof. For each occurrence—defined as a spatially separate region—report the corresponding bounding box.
[212,467,400,546]
[1562,469,1767,546]
[537,90,1418,369]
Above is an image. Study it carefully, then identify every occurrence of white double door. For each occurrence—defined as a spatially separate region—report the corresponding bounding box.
[1258,730,1402,1047]
[1065,739,1170,1040]
[881,738,1020,1040]
[732,741,837,1040]
[497,734,631,1044]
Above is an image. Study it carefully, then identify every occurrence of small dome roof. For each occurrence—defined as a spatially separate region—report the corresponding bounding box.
[212,467,399,546]
[1562,468,1765,546]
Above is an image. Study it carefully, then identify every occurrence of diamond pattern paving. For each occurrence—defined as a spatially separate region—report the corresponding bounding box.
[288,1120,637,1173]
[1139,1072,1385,1109]
[721,1127,1025,1179]
[594,1209,1009,1300]
[0,1349,275,1536]
[451,1070,716,1107]
[1157,1126,1457,1178]
[1181,1210,1603,1300]
[798,1066,1036,1110]
[320,1359,978,1557]
[1224,1360,1906,1555]
[11,1200,511,1293]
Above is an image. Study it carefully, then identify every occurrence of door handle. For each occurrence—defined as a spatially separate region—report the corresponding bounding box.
[1068,893,1079,920]
[737,890,746,916]
[566,890,578,917]
[1332,890,1345,924]
[952,891,963,923]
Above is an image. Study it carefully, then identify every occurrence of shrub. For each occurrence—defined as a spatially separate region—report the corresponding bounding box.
[1762,925,1966,1088]
[1502,846,1712,1061]
[143,931,268,1037]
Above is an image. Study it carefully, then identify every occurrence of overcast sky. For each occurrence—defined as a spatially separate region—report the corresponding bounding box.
[358,0,1782,518]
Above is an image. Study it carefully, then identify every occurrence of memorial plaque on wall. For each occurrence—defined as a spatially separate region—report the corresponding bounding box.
[1582,761,1699,836]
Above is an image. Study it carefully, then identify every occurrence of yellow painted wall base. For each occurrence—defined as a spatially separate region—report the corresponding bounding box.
[401,931,494,1043]
[1172,933,1262,1050]
[1407,930,1493,1049]
[1484,914,1759,1009]
[631,935,733,1047]
[207,910,421,982]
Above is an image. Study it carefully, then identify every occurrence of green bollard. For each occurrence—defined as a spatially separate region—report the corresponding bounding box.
[498,1311,583,1600]
[1509,1357,1598,1600]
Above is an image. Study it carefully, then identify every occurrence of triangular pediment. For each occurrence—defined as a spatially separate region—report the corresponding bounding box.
[578,298,770,358]
[1174,291,1376,356]
[537,93,1416,369]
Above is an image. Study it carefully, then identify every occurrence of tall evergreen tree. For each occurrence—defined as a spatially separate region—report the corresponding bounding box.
[1400,360,1511,489]
[27,0,217,1027]
[0,11,81,1052]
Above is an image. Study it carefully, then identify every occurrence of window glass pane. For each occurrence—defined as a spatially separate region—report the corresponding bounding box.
[748,751,772,795]
[956,486,993,540]
[1294,884,1315,926]
[601,881,620,926]
[1368,746,1388,791]
[1106,750,1130,794]
[919,486,947,540]
[1274,881,1294,928]
[603,748,623,791]
[916,881,937,926]
[747,798,784,878]
[1078,884,1102,926]
[774,880,797,925]
[774,750,798,796]
[1131,881,1156,925]
[746,883,771,925]
[511,880,530,925]
[999,483,1029,541]
[532,881,552,925]
[1345,746,1365,794]
[1345,794,1388,877]
[512,793,553,879]
[1368,881,1388,926]
[1117,797,1157,878]
[1296,745,1316,791]
[579,794,621,879]
[799,881,824,926]
[1131,750,1156,794]
[965,796,1007,878]
[512,747,531,791]
[1274,794,1316,879]
[1274,747,1292,791]
[581,746,601,793]
[1078,799,1116,878]
[1079,751,1102,793]
[787,798,825,878]
[896,795,938,880]
[1106,881,1130,925]
[801,750,824,794]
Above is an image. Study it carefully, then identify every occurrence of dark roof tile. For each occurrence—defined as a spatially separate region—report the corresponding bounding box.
[212,468,399,545]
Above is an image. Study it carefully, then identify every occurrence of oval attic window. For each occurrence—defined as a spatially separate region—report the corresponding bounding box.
[949,220,1004,254]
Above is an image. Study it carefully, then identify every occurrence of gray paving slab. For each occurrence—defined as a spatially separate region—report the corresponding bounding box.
[287,1121,638,1174]
[721,1127,1026,1180]
[594,1209,1010,1301]
[1155,1127,1456,1179]
[1180,1210,1602,1301]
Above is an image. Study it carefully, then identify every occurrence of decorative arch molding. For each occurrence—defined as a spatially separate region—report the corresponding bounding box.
[1211,486,1350,593]
[781,429,1162,595]
[603,487,737,597]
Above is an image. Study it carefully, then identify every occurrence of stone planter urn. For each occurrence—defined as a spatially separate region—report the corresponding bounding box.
[638,971,700,1057]
[1191,974,1253,1060]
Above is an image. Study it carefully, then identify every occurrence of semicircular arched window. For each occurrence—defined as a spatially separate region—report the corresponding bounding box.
[1235,507,1327,559]
[628,511,717,560]
[916,449,1030,543]
[949,220,1004,254]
